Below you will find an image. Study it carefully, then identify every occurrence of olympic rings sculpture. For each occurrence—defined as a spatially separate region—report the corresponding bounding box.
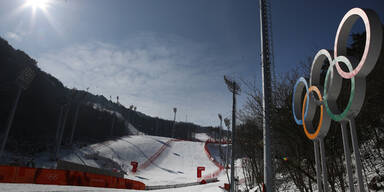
[292,8,383,140]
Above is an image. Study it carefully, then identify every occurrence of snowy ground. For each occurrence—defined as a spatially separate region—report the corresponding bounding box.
[0,180,228,192]
[134,139,219,185]
[194,133,211,141]
[0,133,249,191]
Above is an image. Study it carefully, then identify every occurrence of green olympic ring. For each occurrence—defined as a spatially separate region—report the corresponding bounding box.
[323,56,355,122]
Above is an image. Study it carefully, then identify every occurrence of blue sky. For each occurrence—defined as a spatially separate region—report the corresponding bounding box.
[0,0,383,126]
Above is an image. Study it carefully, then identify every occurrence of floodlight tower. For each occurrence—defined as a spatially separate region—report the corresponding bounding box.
[224,75,240,192]
[218,113,223,156]
[172,107,177,138]
[69,88,88,145]
[0,67,36,159]
[259,0,275,191]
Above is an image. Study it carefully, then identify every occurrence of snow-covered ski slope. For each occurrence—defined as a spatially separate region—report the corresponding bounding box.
[0,134,238,191]
[61,135,221,185]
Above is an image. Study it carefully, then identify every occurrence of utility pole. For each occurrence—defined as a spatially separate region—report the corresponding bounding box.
[224,75,240,192]
[259,0,275,191]
[0,67,36,159]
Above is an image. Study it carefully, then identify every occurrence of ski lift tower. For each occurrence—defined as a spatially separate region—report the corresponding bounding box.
[259,0,275,191]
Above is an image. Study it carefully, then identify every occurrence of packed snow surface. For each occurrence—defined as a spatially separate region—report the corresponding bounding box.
[58,135,220,185]
[0,135,246,191]
[194,133,210,141]
[0,181,229,192]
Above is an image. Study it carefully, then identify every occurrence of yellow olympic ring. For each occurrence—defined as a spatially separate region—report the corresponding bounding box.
[302,86,323,140]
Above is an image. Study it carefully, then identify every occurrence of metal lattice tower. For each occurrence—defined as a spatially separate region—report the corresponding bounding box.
[260,0,276,88]
[259,0,275,191]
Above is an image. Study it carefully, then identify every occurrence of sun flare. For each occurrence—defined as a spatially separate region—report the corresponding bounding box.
[19,0,60,36]
[24,0,50,10]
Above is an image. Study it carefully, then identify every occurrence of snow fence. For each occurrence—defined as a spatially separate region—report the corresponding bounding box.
[0,165,145,190]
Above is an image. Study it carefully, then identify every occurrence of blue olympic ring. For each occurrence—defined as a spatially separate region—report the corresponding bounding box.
[292,77,309,125]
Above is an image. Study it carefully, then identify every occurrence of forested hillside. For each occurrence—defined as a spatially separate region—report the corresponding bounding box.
[0,37,207,156]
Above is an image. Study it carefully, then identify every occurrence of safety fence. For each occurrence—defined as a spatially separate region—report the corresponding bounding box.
[0,165,145,190]
[202,140,225,180]
[205,138,231,145]
[138,138,180,171]
[57,160,124,178]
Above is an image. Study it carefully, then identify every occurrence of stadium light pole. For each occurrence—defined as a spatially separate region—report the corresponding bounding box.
[224,75,240,192]
[55,89,76,159]
[52,105,64,160]
[0,87,22,159]
[218,113,223,157]
[0,67,36,159]
[223,117,231,185]
[69,88,88,145]
[172,107,177,138]
[69,101,81,144]
[110,113,116,137]
[224,117,231,167]
[56,103,70,159]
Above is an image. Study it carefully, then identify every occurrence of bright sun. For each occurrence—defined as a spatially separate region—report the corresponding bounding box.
[20,0,58,34]
[24,0,50,10]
